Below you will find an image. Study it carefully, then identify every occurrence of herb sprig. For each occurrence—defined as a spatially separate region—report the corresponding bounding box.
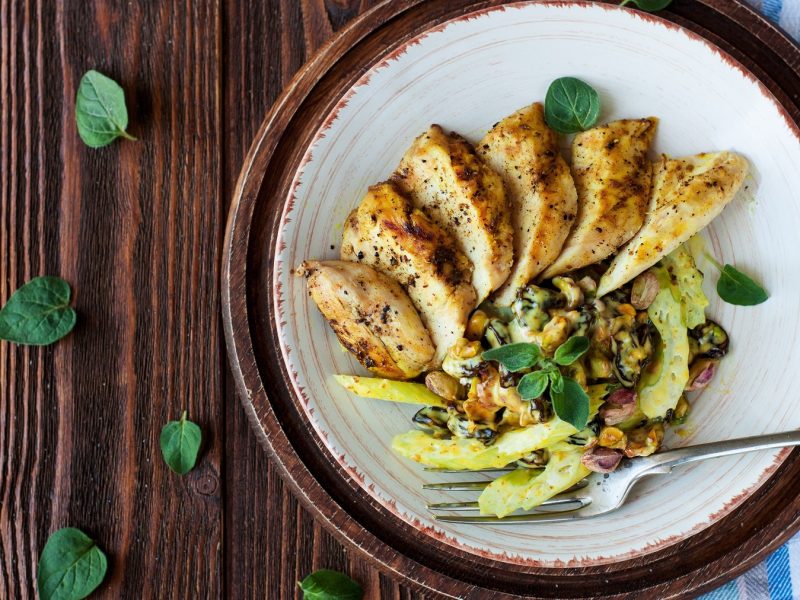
[704,253,768,306]
[483,336,591,429]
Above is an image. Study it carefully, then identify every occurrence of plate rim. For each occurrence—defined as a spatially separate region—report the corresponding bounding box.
[222,1,800,597]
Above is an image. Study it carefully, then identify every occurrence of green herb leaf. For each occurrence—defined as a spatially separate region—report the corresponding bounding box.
[75,70,136,148]
[159,411,202,475]
[0,276,77,346]
[37,527,107,600]
[548,370,564,394]
[553,335,590,366]
[518,371,550,400]
[482,342,541,372]
[716,265,769,306]
[551,377,590,430]
[544,77,601,134]
[299,569,363,600]
[704,253,768,306]
[619,0,673,11]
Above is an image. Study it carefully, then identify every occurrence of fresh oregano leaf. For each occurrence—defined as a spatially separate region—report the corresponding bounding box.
[37,527,107,600]
[619,0,673,11]
[704,254,768,306]
[544,77,601,134]
[518,370,550,400]
[482,342,541,372]
[159,411,202,475]
[75,70,136,148]
[298,569,363,600]
[548,370,564,394]
[717,265,768,306]
[551,377,590,430]
[553,335,590,366]
[0,276,77,345]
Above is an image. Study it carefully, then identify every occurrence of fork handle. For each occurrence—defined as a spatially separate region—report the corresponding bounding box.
[643,430,800,473]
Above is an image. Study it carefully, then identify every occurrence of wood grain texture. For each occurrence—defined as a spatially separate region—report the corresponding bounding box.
[1,0,225,597]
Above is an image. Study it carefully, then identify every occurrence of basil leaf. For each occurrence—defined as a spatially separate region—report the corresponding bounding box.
[551,377,590,430]
[37,527,107,600]
[716,265,768,306]
[620,0,673,11]
[544,77,601,134]
[75,70,136,148]
[518,371,550,400]
[299,569,363,600]
[553,335,590,366]
[548,370,564,394]
[482,342,541,372]
[0,276,77,346]
[160,411,202,475]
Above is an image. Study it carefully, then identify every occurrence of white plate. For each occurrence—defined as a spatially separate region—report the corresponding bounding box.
[274,1,800,566]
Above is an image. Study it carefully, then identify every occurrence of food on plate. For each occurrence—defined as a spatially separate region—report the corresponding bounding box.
[597,151,748,296]
[477,102,578,305]
[298,260,435,378]
[334,374,446,407]
[341,180,477,366]
[541,118,657,278]
[298,79,763,519]
[394,125,514,303]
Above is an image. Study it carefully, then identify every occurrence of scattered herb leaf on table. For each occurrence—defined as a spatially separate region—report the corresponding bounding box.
[37,527,107,600]
[619,0,673,11]
[160,411,202,475]
[75,70,137,148]
[298,569,363,600]
[0,276,77,346]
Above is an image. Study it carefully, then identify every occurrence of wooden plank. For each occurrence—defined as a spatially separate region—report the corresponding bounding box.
[0,0,223,597]
[220,0,391,597]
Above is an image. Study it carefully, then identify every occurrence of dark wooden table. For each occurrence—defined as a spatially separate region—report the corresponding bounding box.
[0,1,416,597]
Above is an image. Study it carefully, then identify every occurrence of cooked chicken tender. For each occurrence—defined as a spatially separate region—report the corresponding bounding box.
[341,181,477,366]
[597,152,749,296]
[478,103,578,306]
[297,260,435,379]
[541,117,657,279]
[394,125,513,303]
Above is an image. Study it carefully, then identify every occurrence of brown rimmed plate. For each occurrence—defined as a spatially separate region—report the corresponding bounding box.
[222,1,800,597]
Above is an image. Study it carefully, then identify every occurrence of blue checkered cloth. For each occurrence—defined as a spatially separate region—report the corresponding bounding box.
[746,0,800,38]
[700,4,800,598]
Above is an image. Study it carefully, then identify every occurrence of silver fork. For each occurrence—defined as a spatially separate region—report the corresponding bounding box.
[425,430,800,524]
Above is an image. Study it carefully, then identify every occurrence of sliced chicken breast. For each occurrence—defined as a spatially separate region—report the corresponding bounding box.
[297,260,435,379]
[341,181,477,366]
[393,125,513,303]
[477,102,578,306]
[540,117,657,279]
[597,152,749,296]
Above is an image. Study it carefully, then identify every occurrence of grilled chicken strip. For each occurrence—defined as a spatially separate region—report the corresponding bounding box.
[341,181,477,366]
[297,260,435,379]
[597,152,749,296]
[477,102,578,306]
[394,125,513,303]
[540,117,657,279]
